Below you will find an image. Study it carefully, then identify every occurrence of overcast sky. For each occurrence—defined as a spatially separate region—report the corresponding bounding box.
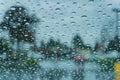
[0,0,120,47]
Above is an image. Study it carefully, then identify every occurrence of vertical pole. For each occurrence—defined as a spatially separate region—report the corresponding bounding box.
[113,8,120,80]
[33,29,36,52]
[113,8,120,36]
[116,11,119,36]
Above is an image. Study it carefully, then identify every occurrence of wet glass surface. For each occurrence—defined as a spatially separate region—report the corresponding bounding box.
[0,0,120,80]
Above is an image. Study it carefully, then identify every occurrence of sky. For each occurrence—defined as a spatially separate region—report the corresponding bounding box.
[0,0,120,47]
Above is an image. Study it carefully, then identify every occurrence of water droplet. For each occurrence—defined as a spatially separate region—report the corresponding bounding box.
[81,15,87,18]
[72,11,76,14]
[70,22,76,24]
[107,3,112,7]
[55,8,61,11]
[97,10,102,13]
[16,2,21,6]
[72,2,77,4]
[37,4,41,6]
[56,2,60,4]
[70,16,74,19]
[0,3,4,5]
[45,26,49,28]
[89,0,94,1]
[10,7,15,10]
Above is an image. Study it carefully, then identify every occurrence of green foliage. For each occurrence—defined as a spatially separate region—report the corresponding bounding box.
[0,38,11,53]
[72,34,92,55]
[72,34,84,48]
[40,40,46,47]
[97,58,117,72]
[2,6,39,29]
[47,38,62,47]
[94,42,101,51]
[45,38,62,57]
[106,35,120,52]
[32,38,71,58]
[0,5,39,50]
[25,58,38,66]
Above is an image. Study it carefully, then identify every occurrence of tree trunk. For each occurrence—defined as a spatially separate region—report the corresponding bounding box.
[17,39,20,51]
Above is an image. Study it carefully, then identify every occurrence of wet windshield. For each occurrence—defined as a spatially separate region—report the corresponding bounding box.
[0,0,120,80]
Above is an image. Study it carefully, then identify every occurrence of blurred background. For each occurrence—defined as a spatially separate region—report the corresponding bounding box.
[0,0,120,80]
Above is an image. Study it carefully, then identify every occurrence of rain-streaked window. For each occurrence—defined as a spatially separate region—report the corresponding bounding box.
[0,0,120,80]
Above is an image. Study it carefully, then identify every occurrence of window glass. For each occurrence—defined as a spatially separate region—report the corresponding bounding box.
[0,0,120,80]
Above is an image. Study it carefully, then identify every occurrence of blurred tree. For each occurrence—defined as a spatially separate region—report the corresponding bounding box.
[72,34,84,48]
[47,38,56,47]
[106,35,120,52]
[43,38,66,58]
[0,5,39,50]
[94,42,102,51]
[0,38,11,54]
[46,38,57,57]
[72,34,84,53]
[40,40,46,47]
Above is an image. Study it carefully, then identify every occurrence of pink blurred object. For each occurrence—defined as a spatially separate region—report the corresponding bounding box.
[74,55,86,61]
[74,56,81,61]
[81,55,86,60]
